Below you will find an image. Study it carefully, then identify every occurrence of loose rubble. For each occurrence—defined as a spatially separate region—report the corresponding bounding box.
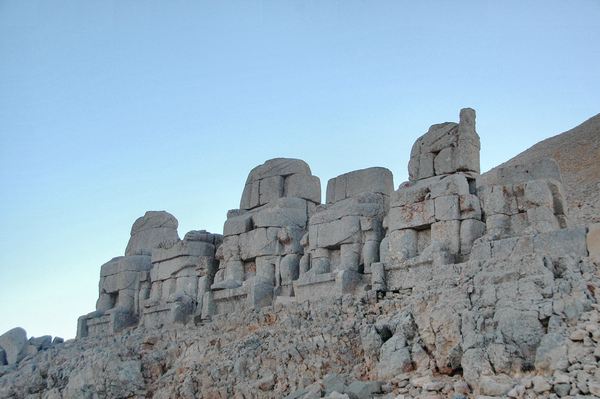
[1,108,599,399]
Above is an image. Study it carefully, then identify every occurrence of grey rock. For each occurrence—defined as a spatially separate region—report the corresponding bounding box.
[0,327,27,365]
[125,211,179,256]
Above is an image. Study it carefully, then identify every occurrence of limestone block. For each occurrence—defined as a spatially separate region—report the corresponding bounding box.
[125,211,179,256]
[256,256,277,285]
[460,219,486,255]
[0,327,27,365]
[284,174,321,203]
[371,262,386,291]
[434,146,454,175]
[459,194,482,220]
[100,255,153,277]
[259,175,284,205]
[387,200,435,230]
[340,243,361,272]
[239,227,281,260]
[387,229,418,262]
[391,184,430,208]
[480,185,517,216]
[362,240,379,271]
[429,173,471,199]
[245,158,312,183]
[510,212,529,236]
[455,143,481,174]
[434,195,460,221]
[223,214,253,236]
[326,167,393,203]
[481,158,562,187]
[221,235,241,262]
[151,240,215,264]
[587,223,600,261]
[279,254,300,285]
[379,236,390,264]
[248,279,274,310]
[311,256,331,274]
[310,193,386,225]
[240,181,260,210]
[252,198,308,228]
[533,228,588,259]
[524,180,554,208]
[431,220,461,254]
[102,270,141,294]
[486,214,510,238]
[417,152,435,180]
[314,216,361,248]
[527,206,559,232]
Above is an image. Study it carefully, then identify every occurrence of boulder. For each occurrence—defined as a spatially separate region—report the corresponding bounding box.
[125,211,179,256]
[0,327,28,365]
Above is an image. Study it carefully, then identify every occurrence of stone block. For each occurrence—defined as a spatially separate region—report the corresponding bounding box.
[460,219,486,255]
[240,181,260,210]
[100,255,153,277]
[434,195,460,221]
[429,173,471,198]
[151,240,215,263]
[387,229,418,262]
[524,180,554,208]
[387,200,435,230]
[314,216,361,248]
[527,206,559,232]
[459,194,482,220]
[454,142,480,173]
[245,158,311,183]
[284,174,321,203]
[0,327,27,365]
[125,211,179,256]
[252,198,308,228]
[431,220,461,254]
[587,223,600,261]
[434,146,454,175]
[256,256,277,285]
[340,243,361,272]
[223,214,253,236]
[533,228,588,259]
[279,254,300,285]
[326,167,393,203]
[239,228,281,260]
[480,185,517,215]
[486,214,510,238]
[391,184,430,207]
[259,175,284,205]
[362,240,379,271]
[418,152,435,180]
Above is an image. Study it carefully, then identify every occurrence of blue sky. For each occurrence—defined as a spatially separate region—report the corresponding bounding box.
[1,0,599,339]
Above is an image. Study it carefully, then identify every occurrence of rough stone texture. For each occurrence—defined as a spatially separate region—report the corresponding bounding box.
[3,109,600,399]
[0,328,27,365]
[408,108,480,181]
[484,112,600,226]
[125,211,180,256]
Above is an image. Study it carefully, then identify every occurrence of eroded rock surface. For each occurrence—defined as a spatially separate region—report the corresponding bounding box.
[2,109,599,399]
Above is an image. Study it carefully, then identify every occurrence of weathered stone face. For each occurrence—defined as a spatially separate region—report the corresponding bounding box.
[49,109,600,399]
[240,158,321,209]
[408,108,480,181]
[125,211,180,256]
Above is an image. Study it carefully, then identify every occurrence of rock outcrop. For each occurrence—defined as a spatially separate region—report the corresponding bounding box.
[1,109,599,399]
[485,112,600,226]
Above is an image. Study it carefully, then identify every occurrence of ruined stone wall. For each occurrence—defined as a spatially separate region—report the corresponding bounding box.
[6,108,597,398]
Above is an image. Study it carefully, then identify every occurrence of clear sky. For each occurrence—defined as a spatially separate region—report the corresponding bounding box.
[1,1,599,340]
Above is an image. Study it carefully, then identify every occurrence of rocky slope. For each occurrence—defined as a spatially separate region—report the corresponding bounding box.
[484,113,600,226]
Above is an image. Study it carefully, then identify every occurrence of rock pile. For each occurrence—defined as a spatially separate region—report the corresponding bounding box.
[0,328,62,368]
[1,108,599,398]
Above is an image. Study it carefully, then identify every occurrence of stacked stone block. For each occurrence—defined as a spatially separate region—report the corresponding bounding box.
[77,211,221,338]
[204,158,321,316]
[142,230,222,329]
[380,109,484,274]
[478,158,568,239]
[294,167,393,301]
